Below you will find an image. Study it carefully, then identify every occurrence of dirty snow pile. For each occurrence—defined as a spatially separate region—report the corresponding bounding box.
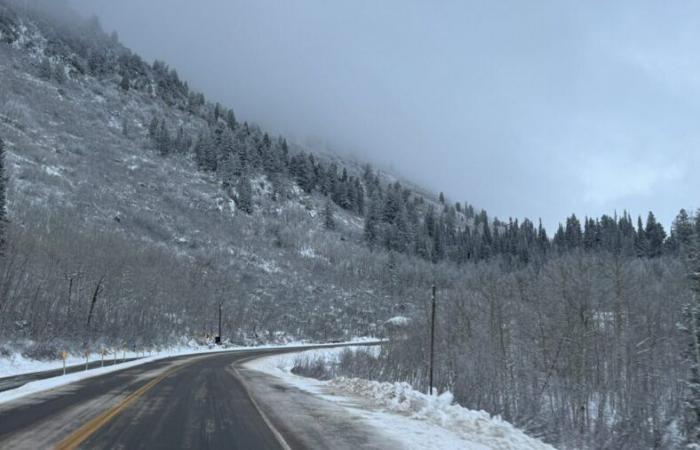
[247,347,555,450]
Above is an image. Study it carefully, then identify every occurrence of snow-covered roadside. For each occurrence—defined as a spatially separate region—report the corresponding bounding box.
[0,337,380,379]
[245,348,556,450]
[0,338,380,405]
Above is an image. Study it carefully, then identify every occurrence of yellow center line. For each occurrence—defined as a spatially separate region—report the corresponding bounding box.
[55,361,193,450]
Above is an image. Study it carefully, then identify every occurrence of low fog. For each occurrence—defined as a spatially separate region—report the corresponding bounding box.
[69,0,700,230]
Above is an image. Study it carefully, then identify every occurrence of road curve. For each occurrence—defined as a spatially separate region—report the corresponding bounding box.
[0,345,364,449]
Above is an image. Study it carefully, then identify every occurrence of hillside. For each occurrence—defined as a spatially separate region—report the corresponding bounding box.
[0,0,416,350]
[0,2,698,448]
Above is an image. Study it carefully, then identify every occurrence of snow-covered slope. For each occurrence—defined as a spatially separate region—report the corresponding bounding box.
[0,2,412,348]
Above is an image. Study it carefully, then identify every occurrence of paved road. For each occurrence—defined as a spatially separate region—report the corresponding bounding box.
[0,346,362,449]
[0,357,140,393]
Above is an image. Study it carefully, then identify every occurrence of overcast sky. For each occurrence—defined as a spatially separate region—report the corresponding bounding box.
[69,0,700,232]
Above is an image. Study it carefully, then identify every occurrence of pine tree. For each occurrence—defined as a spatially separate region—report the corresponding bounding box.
[156,120,170,156]
[583,217,597,251]
[537,219,549,255]
[672,209,694,253]
[236,176,253,214]
[564,214,583,249]
[635,216,649,257]
[364,192,382,248]
[645,211,666,257]
[553,224,566,251]
[226,109,237,130]
[120,72,130,91]
[323,197,336,230]
[148,117,159,138]
[203,132,218,171]
[0,137,6,253]
[678,220,700,447]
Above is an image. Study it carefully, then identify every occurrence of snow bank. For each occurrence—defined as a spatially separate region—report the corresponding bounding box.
[331,378,554,450]
[246,347,555,450]
[0,354,165,405]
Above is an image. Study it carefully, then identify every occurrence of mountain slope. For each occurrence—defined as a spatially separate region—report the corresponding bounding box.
[0,1,422,351]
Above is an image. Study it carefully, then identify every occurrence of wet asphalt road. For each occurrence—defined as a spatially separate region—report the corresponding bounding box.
[0,347,339,450]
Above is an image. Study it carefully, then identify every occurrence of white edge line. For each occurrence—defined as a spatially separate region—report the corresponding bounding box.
[231,342,383,450]
[232,357,293,450]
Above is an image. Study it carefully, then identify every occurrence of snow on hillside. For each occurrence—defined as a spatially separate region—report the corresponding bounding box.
[245,347,556,450]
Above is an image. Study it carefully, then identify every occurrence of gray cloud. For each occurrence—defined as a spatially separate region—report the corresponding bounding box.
[69,0,700,231]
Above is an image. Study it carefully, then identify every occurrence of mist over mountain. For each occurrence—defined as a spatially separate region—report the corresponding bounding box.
[68,0,700,232]
[0,1,698,448]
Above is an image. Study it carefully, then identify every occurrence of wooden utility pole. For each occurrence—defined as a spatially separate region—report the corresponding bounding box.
[216,301,223,345]
[429,284,436,395]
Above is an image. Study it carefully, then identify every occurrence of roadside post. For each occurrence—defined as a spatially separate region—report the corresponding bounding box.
[113,349,117,365]
[100,349,106,367]
[429,284,436,396]
[84,350,89,372]
[60,351,68,375]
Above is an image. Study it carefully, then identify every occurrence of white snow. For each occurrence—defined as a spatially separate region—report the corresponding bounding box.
[299,246,317,258]
[0,339,381,405]
[245,347,556,450]
[43,165,61,177]
[0,350,138,378]
[385,315,411,326]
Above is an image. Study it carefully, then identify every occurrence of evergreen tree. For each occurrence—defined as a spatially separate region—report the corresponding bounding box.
[583,217,597,251]
[537,219,549,254]
[645,211,666,257]
[203,132,218,171]
[225,109,237,130]
[156,120,170,156]
[323,197,336,230]
[174,126,190,154]
[364,192,382,248]
[678,220,700,447]
[553,224,566,251]
[148,116,159,138]
[0,137,6,253]
[635,216,649,257]
[236,176,253,214]
[672,209,694,253]
[564,214,583,249]
[119,72,130,91]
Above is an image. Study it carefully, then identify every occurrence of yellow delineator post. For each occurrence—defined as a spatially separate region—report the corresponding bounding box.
[60,351,68,376]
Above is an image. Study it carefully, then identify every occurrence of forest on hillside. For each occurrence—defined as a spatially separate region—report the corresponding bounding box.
[0,1,698,448]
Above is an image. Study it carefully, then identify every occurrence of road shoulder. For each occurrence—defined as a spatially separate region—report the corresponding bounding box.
[235,364,403,450]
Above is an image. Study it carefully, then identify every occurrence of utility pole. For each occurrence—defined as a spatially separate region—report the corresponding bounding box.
[429,284,436,396]
[216,300,223,345]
